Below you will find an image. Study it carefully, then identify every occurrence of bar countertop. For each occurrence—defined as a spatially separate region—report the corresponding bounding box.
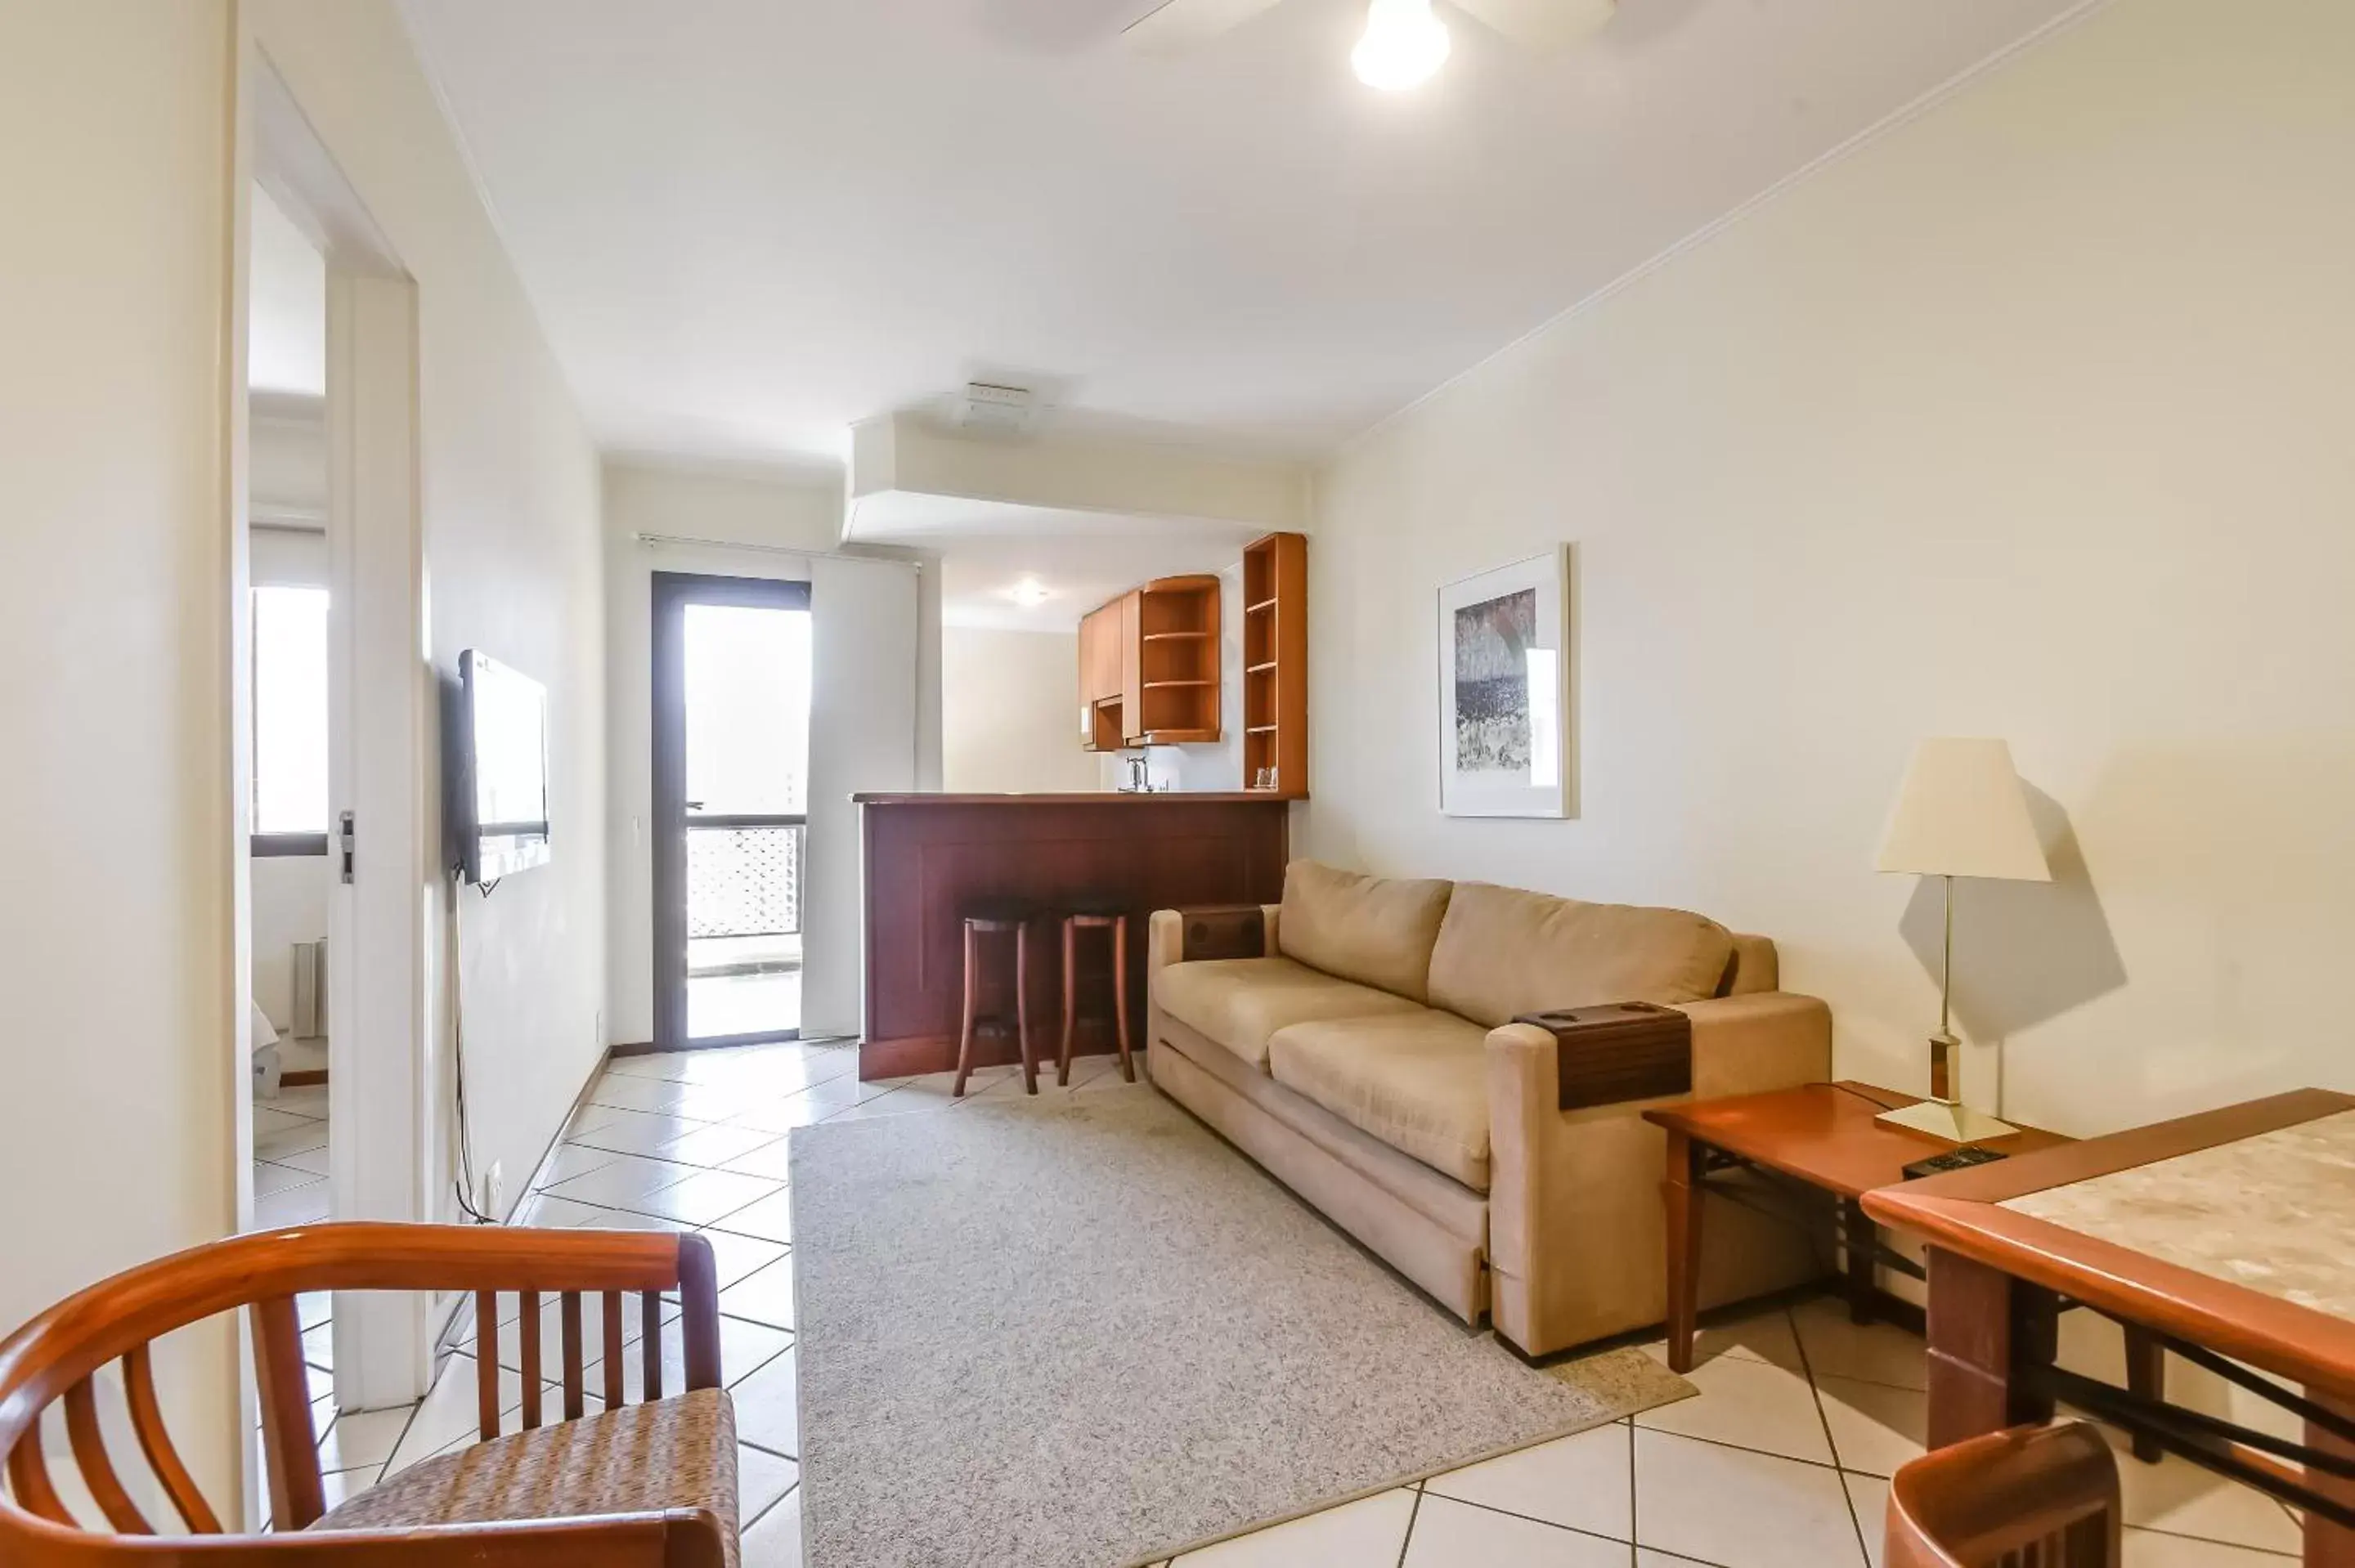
[854,791,1280,806]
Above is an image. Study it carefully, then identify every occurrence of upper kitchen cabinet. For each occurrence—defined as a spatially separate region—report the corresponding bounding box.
[1079,575,1222,750]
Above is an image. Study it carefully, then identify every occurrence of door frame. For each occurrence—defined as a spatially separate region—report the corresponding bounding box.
[246,49,433,1417]
[650,571,814,1052]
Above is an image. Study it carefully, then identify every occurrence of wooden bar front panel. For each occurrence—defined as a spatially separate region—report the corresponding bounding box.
[858,795,1288,1080]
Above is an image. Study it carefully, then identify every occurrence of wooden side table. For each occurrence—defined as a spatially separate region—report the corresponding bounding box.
[1642,1081,2070,1374]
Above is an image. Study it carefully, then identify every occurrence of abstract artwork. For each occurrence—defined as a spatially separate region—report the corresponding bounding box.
[1438,549,1572,818]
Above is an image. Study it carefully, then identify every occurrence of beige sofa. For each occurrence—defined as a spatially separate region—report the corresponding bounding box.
[1148,860,1833,1358]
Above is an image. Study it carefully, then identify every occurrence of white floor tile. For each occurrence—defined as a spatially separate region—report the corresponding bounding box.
[571,1106,722,1158]
[381,1356,545,1477]
[253,1104,314,1139]
[731,1347,799,1458]
[1842,1472,1889,1568]
[719,1256,796,1330]
[509,1192,614,1228]
[741,1486,803,1567]
[659,1122,783,1170]
[276,1143,333,1178]
[720,1136,800,1181]
[631,1168,780,1226]
[1637,1306,1806,1375]
[255,1178,330,1230]
[1635,1429,1864,1568]
[1424,1422,1631,1540]
[2122,1527,2300,1565]
[710,1187,794,1244]
[1790,1298,1930,1391]
[584,1072,694,1114]
[693,1225,791,1290]
[1404,1494,1628,1566]
[541,1151,698,1209]
[2113,1436,2304,1555]
[1175,1488,1417,1565]
[609,1313,791,1398]
[255,1119,330,1161]
[1813,1375,1926,1478]
[530,1141,621,1190]
[725,1077,873,1135]
[1633,1349,1835,1465]
[253,1160,315,1198]
[738,1443,801,1524]
[316,1404,410,1476]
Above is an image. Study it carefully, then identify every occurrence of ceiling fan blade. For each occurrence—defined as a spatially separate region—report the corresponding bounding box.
[1120,0,1289,54]
[1448,0,1617,51]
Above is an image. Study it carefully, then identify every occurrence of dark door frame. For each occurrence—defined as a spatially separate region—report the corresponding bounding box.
[651,571,814,1053]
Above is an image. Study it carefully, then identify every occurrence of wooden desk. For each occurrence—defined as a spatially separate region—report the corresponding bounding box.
[855,792,1289,1081]
[1864,1089,2355,1566]
[1644,1082,2067,1374]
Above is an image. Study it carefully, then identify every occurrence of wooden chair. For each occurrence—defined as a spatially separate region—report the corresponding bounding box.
[1887,1420,2121,1568]
[0,1223,734,1566]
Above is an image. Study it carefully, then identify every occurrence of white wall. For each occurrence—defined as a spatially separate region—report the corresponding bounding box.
[249,521,332,1039]
[942,627,1101,793]
[0,0,242,1506]
[1308,0,2355,1139]
[603,462,940,1045]
[250,0,610,1240]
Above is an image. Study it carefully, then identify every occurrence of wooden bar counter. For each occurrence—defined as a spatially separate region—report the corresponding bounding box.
[855,792,1290,1080]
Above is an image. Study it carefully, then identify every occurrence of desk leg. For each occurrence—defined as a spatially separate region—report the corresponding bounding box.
[2307,1388,2355,1568]
[1841,1198,1876,1325]
[1664,1129,1702,1374]
[2123,1327,2165,1464]
[1925,1247,2057,1449]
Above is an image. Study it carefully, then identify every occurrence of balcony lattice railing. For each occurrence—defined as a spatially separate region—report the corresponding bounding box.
[686,819,802,940]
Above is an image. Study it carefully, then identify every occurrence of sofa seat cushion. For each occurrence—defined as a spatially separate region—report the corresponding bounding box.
[1426,880,1736,1028]
[310,1387,739,1566]
[1156,956,1421,1069]
[1267,1010,1494,1190]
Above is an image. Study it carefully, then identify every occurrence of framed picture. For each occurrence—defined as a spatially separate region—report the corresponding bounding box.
[1437,547,1574,818]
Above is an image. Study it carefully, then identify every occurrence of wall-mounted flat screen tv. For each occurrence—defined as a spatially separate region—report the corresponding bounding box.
[453,650,551,884]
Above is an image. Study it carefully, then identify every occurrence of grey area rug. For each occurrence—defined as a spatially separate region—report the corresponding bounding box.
[788,1086,1693,1567]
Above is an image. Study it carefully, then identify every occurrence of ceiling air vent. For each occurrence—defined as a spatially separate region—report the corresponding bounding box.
[953,380,1040,437]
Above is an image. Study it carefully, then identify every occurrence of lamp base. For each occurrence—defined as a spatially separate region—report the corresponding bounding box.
[1876,1097,2018,1145]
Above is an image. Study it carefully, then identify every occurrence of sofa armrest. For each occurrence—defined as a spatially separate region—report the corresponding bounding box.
[1671,992,1833,1100]
[1484,991,1832,1355]
[1147,903,1281,967]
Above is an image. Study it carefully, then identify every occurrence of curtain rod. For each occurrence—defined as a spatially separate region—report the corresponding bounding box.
[631,531,922,571]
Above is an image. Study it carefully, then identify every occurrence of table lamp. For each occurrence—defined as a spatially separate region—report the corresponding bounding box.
[1875,738,2051,1143]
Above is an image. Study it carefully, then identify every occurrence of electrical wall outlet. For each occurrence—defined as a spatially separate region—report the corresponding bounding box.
[482,1160,505,1221]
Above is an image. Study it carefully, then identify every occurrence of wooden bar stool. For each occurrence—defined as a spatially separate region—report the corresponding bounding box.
[954,902,1037,1097]
[1886,1421,2120,1568]
[1057,900,1136,1087]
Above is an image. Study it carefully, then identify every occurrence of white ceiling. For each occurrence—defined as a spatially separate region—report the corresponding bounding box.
[939,524,1253,632]
[398,0,2082,473]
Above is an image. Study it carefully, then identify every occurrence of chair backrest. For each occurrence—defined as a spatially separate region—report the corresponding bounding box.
[1886,1421,2120,1568]
[0,1223,718,1561]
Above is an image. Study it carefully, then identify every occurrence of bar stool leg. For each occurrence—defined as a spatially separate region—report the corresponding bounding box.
[1016,920,1038,1095]
[1057,916,1078,1087]
[953,920,980,1099]
[1112,913,1136,1083]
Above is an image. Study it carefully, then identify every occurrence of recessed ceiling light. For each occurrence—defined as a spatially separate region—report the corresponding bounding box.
[1007,576,1054,608]
[1352,0,1451,91]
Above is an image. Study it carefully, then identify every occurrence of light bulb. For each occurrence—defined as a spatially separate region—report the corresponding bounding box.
[1352,0,1451,91]
[1007,576,1053,608]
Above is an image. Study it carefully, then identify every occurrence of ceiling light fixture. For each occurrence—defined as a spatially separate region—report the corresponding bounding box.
[1007,576,1054,608]
[1352,0,1451,91]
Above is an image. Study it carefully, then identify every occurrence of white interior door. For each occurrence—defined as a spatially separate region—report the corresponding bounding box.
[801,557,918,1037]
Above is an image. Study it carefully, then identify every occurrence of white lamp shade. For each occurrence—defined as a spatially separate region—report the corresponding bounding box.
[1877,738,2052,882]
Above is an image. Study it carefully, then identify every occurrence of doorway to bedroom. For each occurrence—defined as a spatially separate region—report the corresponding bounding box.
[652,572,815,1051]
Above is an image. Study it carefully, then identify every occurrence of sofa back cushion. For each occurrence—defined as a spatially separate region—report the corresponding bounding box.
[1277,860,1454,1004]
[1425,880,1735,1028]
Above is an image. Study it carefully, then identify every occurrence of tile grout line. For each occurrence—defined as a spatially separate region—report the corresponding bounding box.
[1783,1304,1872,1566]
[1392,1482,1422,1568]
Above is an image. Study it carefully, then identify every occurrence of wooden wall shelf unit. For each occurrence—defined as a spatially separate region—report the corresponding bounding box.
[1241,531,1308,799]
[1078,574,1222,750]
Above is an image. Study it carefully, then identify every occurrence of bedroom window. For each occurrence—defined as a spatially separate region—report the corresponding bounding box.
[253,584,330,853]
